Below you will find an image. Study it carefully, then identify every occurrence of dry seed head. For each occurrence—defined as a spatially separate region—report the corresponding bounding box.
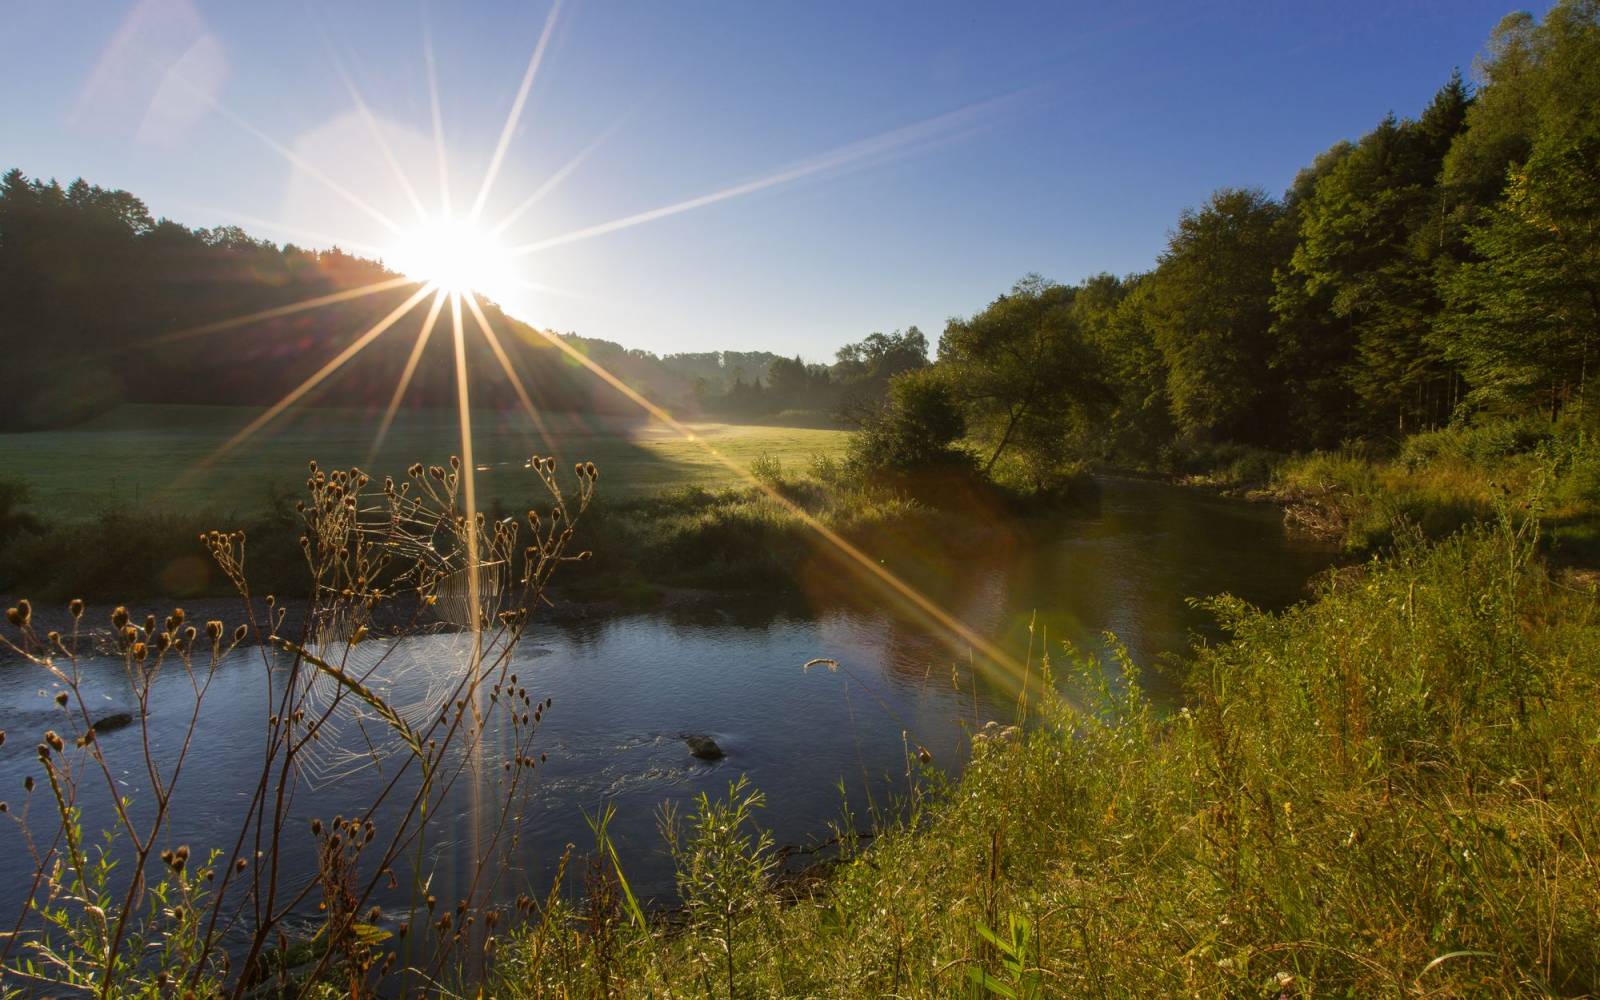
[205,621,223,641]
[111,606,129,628]
[24,775,34,792]
[69,598,84,619]
[54,692,67,707]
[5,607,20,627]
[45,731,64,752]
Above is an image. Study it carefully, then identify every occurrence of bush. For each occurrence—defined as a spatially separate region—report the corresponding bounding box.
[492,516,1600,998]
[847,368,977,483]
[1399,416,1555,469]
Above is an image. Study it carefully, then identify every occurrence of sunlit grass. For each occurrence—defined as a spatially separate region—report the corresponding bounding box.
[0,404,850,520]
[482,512,1600,999]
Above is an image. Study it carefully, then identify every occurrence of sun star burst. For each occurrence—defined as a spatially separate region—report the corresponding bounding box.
[387,214,514,300]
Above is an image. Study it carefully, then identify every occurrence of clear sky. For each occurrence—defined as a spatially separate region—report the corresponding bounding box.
[2,0,1535,362]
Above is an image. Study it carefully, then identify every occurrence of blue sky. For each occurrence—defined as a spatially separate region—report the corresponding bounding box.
[3,0,1532,361]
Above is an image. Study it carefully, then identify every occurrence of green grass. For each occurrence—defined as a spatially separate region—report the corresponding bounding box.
[0,403,850,521]
[1271,418,1600,562]
[481,510,1600,999]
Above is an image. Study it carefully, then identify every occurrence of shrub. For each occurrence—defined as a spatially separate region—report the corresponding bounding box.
[847,368,976,482]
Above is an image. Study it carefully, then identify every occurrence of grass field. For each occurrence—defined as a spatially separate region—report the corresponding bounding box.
[0,404,851,520]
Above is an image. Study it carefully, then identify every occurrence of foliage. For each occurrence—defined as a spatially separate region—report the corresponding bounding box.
[845,366,976,485]
[1145,188,1291,445]
[486,509,1600,998]
[0,455,597,997]
[938,275,1109,483]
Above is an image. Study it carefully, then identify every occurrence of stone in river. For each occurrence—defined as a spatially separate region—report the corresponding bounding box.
[683,734,724,760]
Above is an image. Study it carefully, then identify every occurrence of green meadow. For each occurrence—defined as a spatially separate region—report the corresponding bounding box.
[0,403,850,520]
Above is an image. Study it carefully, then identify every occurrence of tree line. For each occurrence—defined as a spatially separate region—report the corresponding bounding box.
[855,1,1600,490]
[0,166,934,430]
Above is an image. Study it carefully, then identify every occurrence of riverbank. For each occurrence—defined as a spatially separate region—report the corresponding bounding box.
[0,462,1099,606]
[1098,417,1600,572]
[480,507,1600,998]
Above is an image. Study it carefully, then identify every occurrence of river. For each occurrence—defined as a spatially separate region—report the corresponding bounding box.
[0,477,1335,940]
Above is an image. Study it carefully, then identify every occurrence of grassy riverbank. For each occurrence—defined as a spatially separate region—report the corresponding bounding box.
[1270,418,1600,566]
[478,506,1600,998]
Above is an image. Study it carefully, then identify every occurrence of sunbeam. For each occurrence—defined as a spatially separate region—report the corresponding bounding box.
[319,24,431,224]
[501,317,1042,689]
[469,0,565,223]
[156,57,405,237]
[508,91,1025,256]
[200,282,435,469]
[462,291,557,456]
[136,275,413,350]
[184,205,390,258]
[367,286,449,466]
[423,16,453,216]
[488,111,633,237]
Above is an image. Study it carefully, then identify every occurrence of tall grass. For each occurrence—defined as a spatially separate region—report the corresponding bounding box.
[1274,416,1600,560]
[0,455,597,998]
[483,502,1600,998]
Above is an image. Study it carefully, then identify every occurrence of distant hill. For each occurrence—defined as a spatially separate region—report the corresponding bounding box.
[0,168,923,431]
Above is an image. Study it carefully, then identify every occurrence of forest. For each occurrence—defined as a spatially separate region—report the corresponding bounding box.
[849,2,1599,494]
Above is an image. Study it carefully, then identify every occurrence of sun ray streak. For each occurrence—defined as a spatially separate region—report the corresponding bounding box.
[182,205,390,258]
[367,287,449,466]
[154,56,405,236]
[136,275,413,351]
[489,110,633,237]
[507,322,1042,684]
[470,0,565,222]
[462,293,557,456]
[509,276,592,302]
[423,17,453,216]
[447,289,488,870]
[200,282,436,469]
[508,92,1025,256]
[318,25,432,223]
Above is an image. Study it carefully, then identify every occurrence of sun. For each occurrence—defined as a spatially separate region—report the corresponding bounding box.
[386,214,516,300]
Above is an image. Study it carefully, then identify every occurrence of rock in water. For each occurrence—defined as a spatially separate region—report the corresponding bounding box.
[91,712,134,734]
[684,734,724,760]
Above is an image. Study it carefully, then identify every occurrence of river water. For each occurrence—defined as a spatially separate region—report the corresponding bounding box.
[0,477,1335,934]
